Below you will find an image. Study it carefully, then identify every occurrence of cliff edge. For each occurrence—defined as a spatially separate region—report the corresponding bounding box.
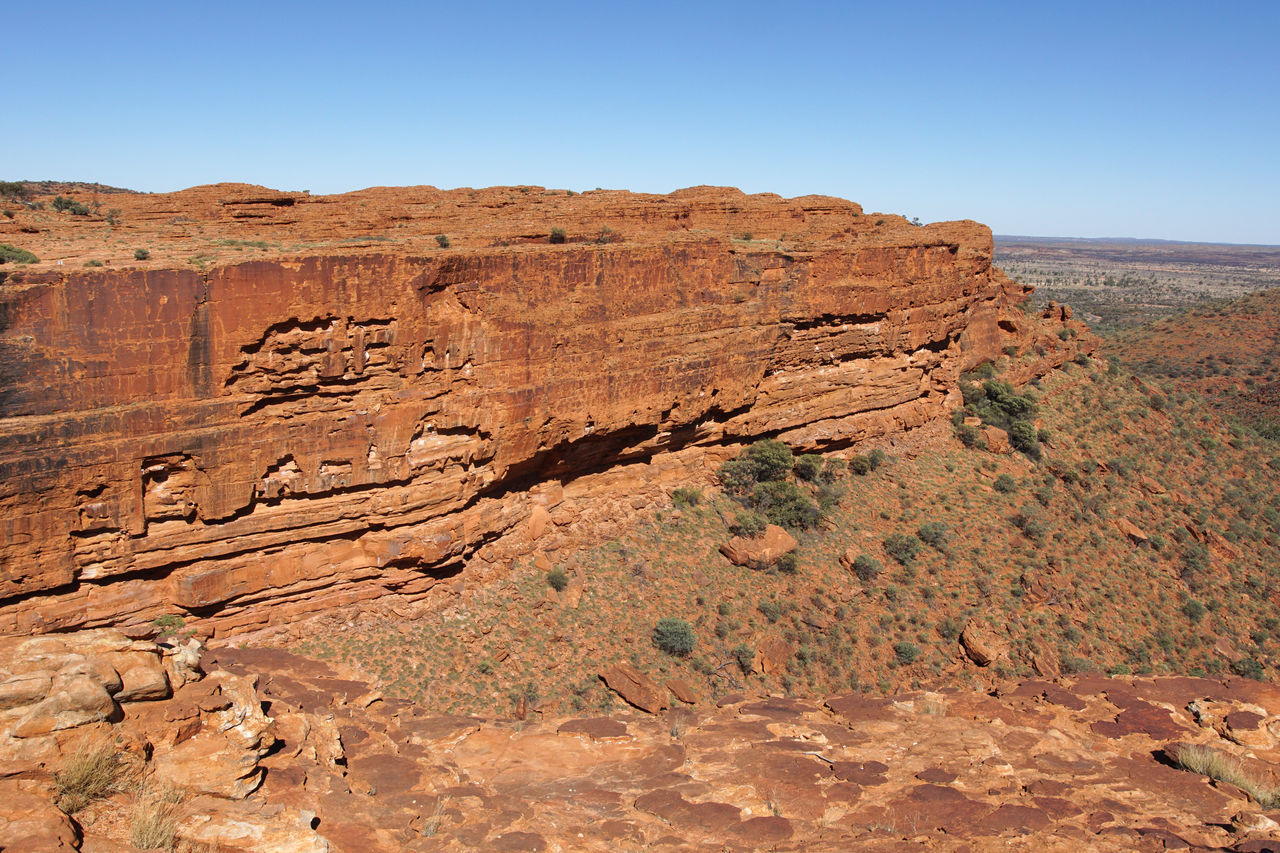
[0,184,1086,636]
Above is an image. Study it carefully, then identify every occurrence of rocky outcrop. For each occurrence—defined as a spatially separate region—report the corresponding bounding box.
[150,670,277,799]
[7,644,1280,851]
[718,524,797,568]
[0,629,173,768]
[959,620,1008,667]
[0,185,1087,637]
[601,662,668,714]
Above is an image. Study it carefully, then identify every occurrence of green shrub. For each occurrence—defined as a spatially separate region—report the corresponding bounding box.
[435,234,451,248]
[884,533,921,566]
[893,641,921,665]
[848,455,871,475]
[671,486,701,508]
[1009,421,1041,459]
[774,553,798,574]
[815,482,845,512]
[717,458,756,494]
[793,454,823,481]
[151,614,186,639]
[732,644,754,674]
[851,554,882,582]
[868,448,887,470]
[819,457,846,482]
[84,260,103,267]
[758,600,783,622]
[718,439,796,493]
[653,617,696,656]
[549,227,567,244]
[731,511,768,538]
[739,439,794,482]
[957,424,981,447]
[546,567,569,592]
[0,243,38,264]
[1060,654,1094,674]
[993,474,1017,493]
[963,380,1039,437]
[917,521,948,549]
[1181,544,1210,586]
[134,249,150,260]
[1231,657,1265,680]
[1013,508,1047,542]
[751,480,820,530]
[0,181,28,199]
[52,195,90,215]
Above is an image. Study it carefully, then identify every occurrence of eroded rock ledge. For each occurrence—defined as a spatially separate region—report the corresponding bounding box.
[0,186,1085,636]
[5,634,1279,851]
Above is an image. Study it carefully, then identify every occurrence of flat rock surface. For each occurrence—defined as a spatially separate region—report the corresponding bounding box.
[9,652,1280,851]
[12,649,1267,852]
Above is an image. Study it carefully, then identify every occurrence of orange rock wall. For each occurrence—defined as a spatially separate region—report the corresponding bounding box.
[0,214,1051,636]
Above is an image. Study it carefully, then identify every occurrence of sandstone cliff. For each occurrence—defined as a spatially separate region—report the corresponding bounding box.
[0,185,1083,636]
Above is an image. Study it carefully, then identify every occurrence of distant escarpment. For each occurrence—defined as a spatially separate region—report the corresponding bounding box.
[0,185,1087,636]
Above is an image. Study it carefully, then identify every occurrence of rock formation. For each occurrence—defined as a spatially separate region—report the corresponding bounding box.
[0,184,1087,638]
[6,633,1280,851]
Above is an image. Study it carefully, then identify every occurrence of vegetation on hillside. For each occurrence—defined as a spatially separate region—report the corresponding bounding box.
[1113,287,1280,440]
[292,338,1280,715]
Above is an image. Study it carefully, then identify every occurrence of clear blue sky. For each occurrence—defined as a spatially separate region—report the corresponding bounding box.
[8,1,1278,243]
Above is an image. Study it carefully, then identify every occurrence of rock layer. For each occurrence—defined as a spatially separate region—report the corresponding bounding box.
[0,185,1084,636]
[8,634,1276,851]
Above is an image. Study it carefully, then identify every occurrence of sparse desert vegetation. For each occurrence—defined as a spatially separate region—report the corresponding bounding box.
[996,237,1280,331]
[294,336,1280,715]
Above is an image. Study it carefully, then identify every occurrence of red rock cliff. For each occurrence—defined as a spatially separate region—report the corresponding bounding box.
[0,185,1076,636]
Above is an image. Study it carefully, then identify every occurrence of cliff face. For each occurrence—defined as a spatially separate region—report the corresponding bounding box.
[0,186,1080,636]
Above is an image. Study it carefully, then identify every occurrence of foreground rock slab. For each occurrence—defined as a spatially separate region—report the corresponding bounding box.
[7,642,1277,851]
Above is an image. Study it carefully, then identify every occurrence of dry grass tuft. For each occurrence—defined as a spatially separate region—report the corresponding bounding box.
[54,739,122,814]
[129,779,185,850]
[1169,742,1280,809]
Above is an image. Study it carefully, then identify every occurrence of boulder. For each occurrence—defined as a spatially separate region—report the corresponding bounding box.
[960,621,1007,667]
[1188,699,1277,750]
[0,780,80,850]
[983,426,1011,454]
[162,638,204,690]
[666,679,700,705]
[719,525,797,568]
[752,638,794,676]
[600,663,667,714]
[178,797,329,853]
[1116,517,1149,544]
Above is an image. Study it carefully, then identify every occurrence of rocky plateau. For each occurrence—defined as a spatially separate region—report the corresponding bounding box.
[18,182,1254,851]
[0,183,1086,640]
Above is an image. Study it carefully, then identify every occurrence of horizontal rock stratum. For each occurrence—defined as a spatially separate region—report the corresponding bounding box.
[0,184,1083,636]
